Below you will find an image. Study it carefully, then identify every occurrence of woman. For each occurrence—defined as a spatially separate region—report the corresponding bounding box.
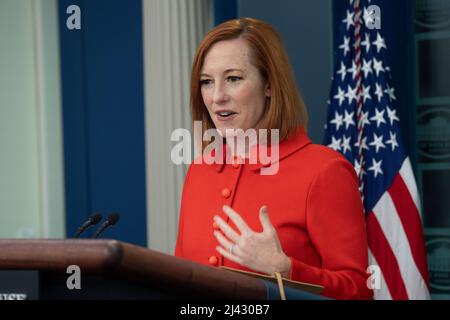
[175,18,373,300]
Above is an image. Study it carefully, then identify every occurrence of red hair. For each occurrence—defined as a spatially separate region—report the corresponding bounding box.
[190,18,308,150]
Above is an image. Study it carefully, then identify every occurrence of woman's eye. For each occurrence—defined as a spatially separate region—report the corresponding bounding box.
[227,76,242,82]
[200,79,212,86]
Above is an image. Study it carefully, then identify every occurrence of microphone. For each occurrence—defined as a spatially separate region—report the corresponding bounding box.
[92,212,120,239]
[73,212,103,238]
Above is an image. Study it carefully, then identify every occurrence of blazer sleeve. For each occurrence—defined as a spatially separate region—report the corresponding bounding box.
[174,165,193,258]
[289,158,373,300]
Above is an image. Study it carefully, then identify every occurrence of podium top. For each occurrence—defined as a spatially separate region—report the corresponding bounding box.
[0,239,266,299]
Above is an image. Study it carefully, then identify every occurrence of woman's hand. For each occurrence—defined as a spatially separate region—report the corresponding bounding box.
[213,205,291,277]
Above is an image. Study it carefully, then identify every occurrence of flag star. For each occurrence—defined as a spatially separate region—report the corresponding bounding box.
[330,111,344,131]
[343,10,355,30]
[328,136,342,151]
[362,85,372,103]
[373,58,385,77]
[339,36,351,56]
[358,110,371,129]
[361,33,371,53]
[370,108,387,128]
[336,62,347,81]
[368,158,384,178]
[369,133,386,153]
[373,32,387,53]
[386,106,400,126]
[354,159,366,177]
[343,110,356,129]
[354,136,370,150]
[384,84,397,101]
[348,60,358,80]
[334,86,346,106]
[374,83,384,102]
[361,59,373,78]
[341,135,352,154]
[386,131,399,151]
[346,85,358,105]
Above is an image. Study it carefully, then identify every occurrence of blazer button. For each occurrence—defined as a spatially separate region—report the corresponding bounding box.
[208,256,218,266]
[222,188,231,199]
[212,221,220,230]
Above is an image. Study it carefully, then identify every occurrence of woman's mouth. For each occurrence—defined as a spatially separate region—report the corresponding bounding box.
[215,110,238,121]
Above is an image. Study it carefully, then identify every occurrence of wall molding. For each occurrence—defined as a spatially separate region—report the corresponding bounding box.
[32,0,65,238]
[143,0,212,253]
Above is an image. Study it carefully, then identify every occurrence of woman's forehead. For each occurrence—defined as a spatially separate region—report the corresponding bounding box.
[201,39,253,74]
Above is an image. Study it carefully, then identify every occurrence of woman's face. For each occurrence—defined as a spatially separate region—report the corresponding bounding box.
[200,38,270,137]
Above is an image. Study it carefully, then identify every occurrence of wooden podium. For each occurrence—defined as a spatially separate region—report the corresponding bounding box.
[0,239,324,300]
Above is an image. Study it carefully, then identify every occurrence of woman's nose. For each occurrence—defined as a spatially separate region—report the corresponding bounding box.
[212,84,229,104]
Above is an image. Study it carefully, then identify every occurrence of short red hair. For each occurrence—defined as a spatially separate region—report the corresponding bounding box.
[190,18,308,150]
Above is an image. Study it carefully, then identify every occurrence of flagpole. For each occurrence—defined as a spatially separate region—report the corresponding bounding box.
[353,0,366,208]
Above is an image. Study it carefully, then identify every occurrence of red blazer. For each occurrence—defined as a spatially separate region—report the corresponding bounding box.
[175,128,373,300]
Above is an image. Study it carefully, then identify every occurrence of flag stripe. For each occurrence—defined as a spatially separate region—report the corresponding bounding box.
[372,190,430,299]
[368,249,393,300]
[367,211,409,300]
[389,170,430,287]
[399,158,422,219]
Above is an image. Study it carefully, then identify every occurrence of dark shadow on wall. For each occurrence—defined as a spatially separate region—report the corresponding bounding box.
[238,0,334,144]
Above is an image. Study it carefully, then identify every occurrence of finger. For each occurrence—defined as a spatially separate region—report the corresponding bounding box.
[222,206,252,235]
[213,230,234,252]
[216,246,243,265]
[259,206,273,232]
[214,216,240,243]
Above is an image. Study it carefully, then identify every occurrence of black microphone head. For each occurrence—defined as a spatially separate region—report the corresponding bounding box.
[74,212,103,238]
[106,212,120,225]
[90,212,103,225]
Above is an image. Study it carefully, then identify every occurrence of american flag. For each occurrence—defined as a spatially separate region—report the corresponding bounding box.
[324,0,430,299]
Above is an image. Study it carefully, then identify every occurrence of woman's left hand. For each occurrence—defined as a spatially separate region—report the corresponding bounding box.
[213,205,291,277]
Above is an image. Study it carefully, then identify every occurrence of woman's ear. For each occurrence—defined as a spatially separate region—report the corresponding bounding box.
[265,82,271,98]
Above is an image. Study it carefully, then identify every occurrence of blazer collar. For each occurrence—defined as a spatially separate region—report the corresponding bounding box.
[208,128,311,173]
